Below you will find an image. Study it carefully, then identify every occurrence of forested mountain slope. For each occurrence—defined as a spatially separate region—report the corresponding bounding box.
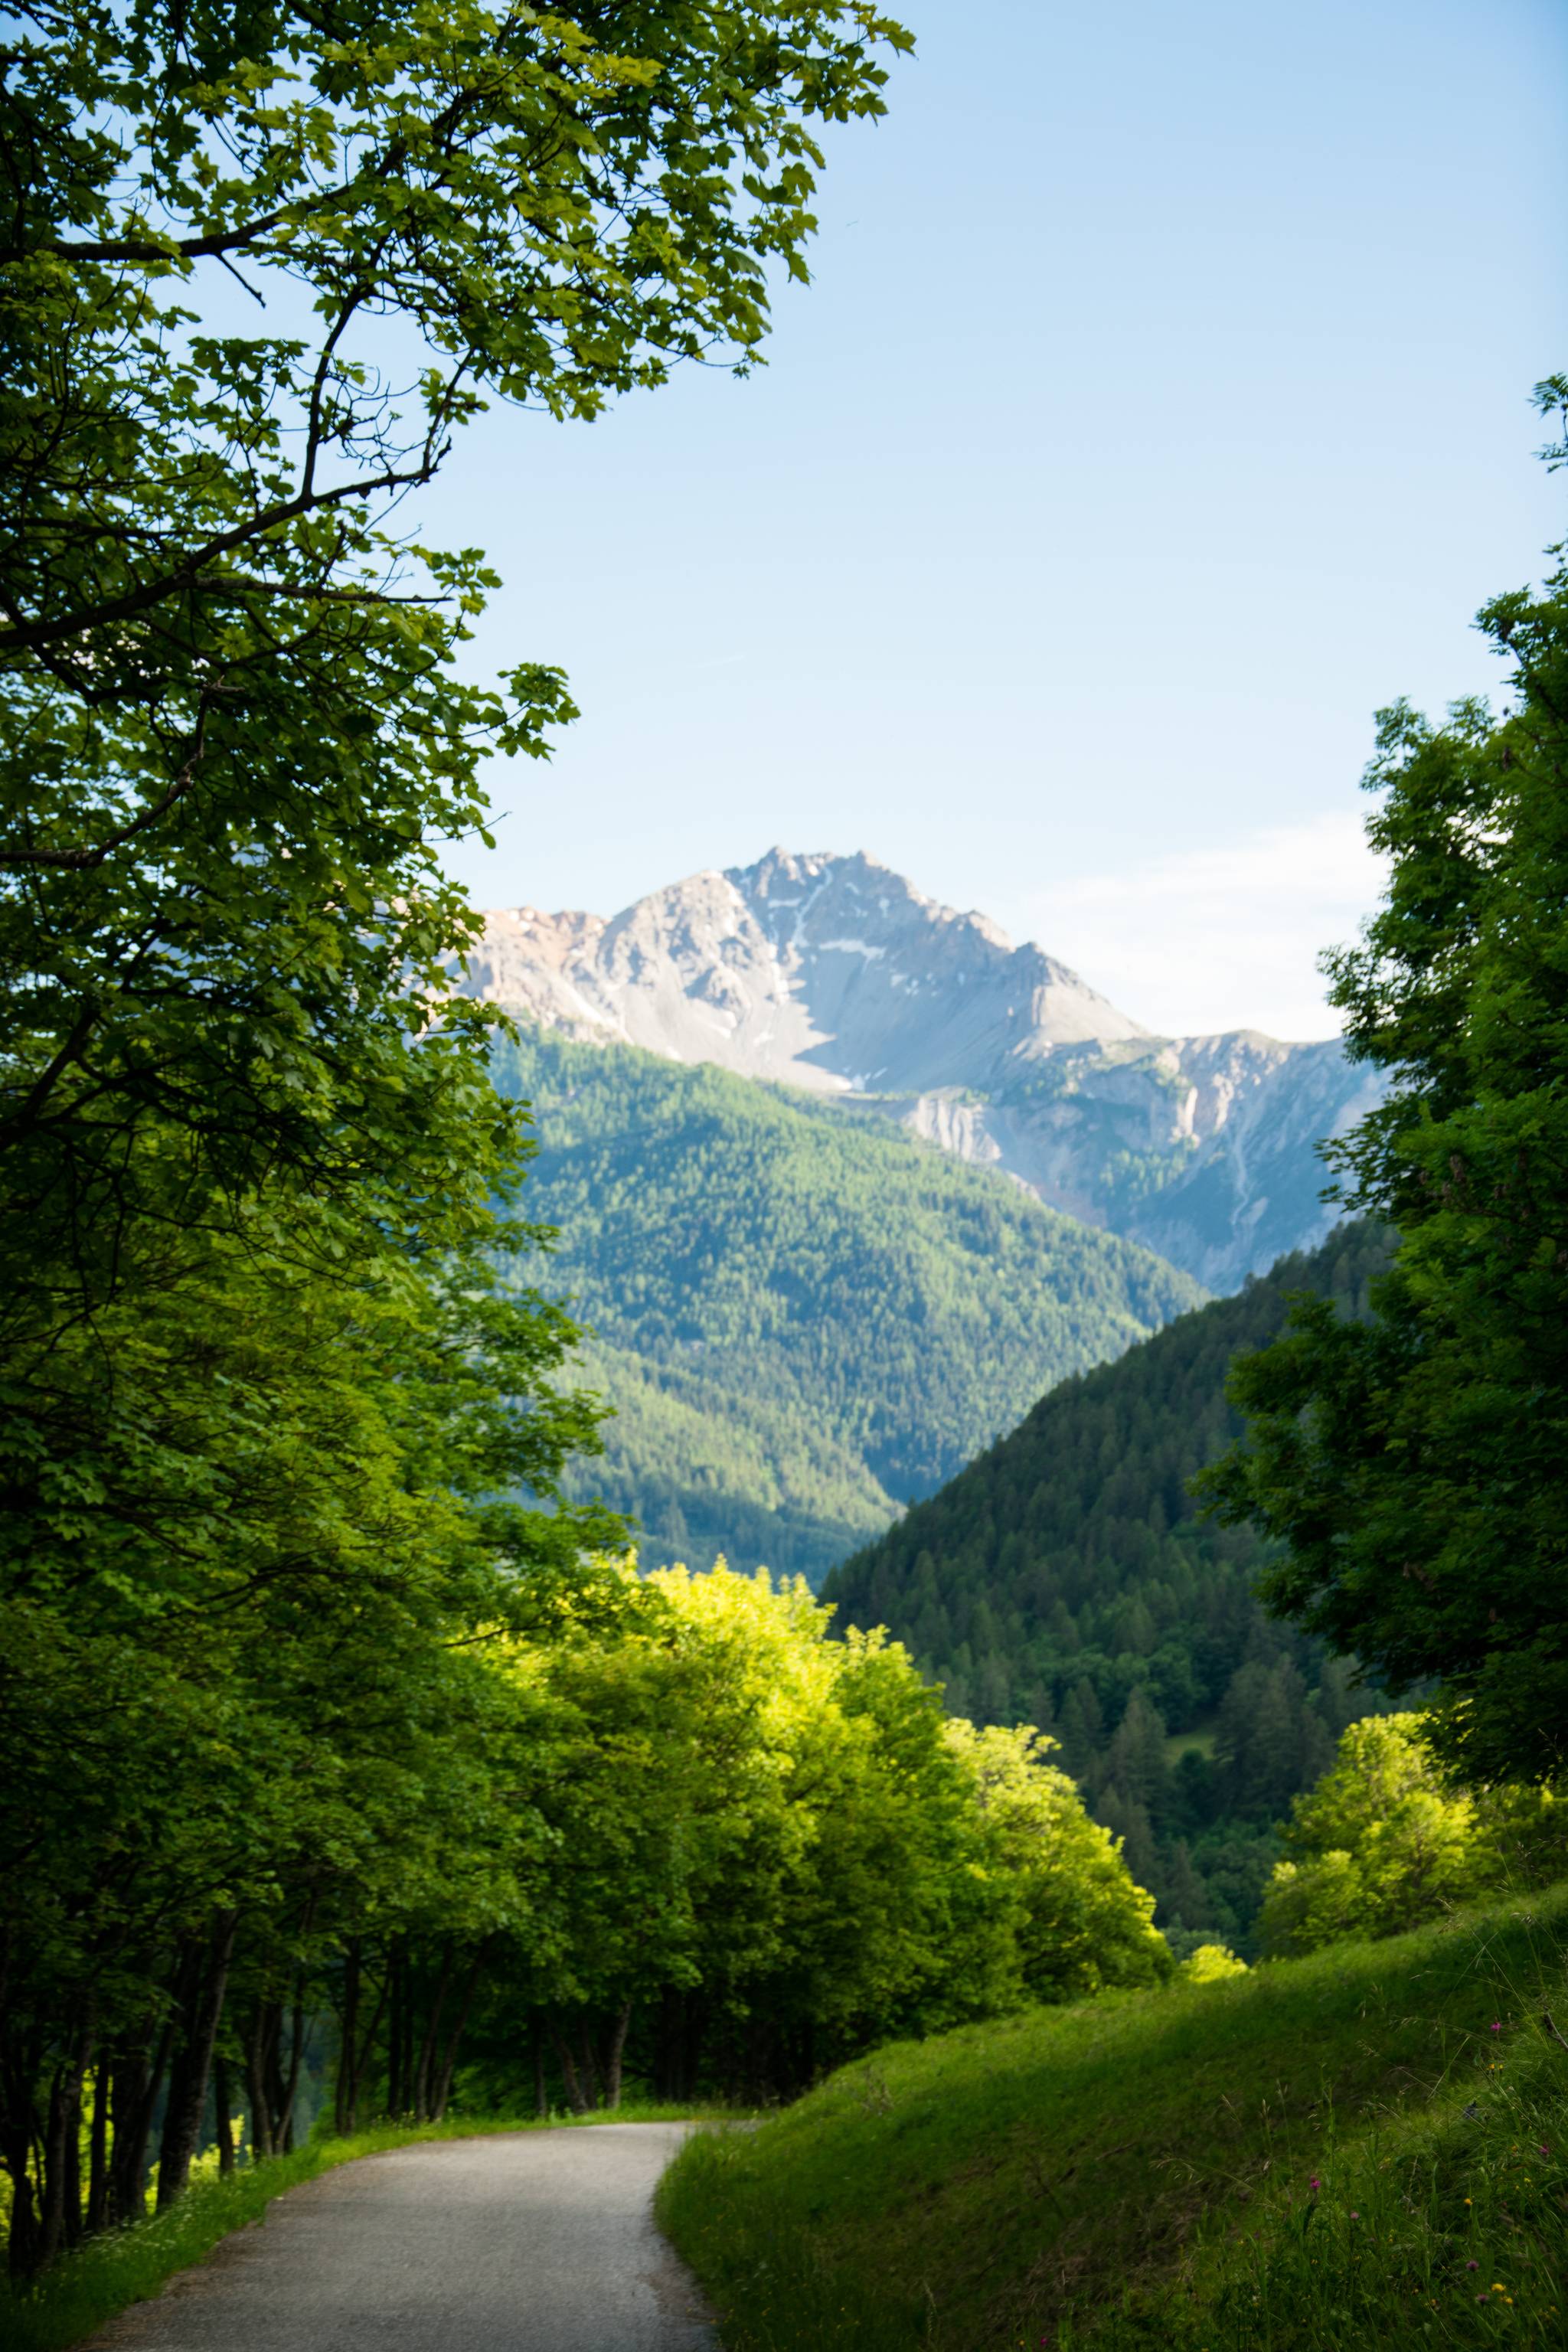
[824,1221,1394,1945]
[492,1029,1204,1586]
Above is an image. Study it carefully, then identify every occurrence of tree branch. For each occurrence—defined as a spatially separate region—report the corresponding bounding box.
[0,456,444,656]
[3,684,217,871]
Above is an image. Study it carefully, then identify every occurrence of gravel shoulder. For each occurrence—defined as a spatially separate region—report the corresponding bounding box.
[84,2124,718,2352]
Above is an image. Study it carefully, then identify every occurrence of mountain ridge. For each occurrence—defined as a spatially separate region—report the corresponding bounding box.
[466,846,1149,1085]
[461,848,1383,1290]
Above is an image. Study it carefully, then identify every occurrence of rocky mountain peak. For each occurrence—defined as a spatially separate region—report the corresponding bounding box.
[729,845,1024,968]
[462,848,1148,1093]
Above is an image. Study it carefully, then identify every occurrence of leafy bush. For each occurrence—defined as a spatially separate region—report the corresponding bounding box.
[1260,1717,1568,1956]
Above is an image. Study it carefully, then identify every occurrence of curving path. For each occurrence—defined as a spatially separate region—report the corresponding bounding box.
[87,2124,718,2352]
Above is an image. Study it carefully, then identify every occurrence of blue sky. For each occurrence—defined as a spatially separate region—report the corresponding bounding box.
[434,0,1566,1040]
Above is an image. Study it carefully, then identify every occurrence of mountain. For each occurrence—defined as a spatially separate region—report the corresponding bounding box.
[491,1028,1205,1586]
[469,846,1147,1079]
[822,1221,1395,1950]
[462,849,1383,1292]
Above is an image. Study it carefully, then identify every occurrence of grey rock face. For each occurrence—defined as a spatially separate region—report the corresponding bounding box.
[464,848,1146,1083]
[460,849,1380,1292]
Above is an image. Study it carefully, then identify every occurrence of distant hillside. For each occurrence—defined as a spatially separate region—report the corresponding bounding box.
[459,847,1384,1290]
[824,1222,1395,1946]
[492,1029,1206,1586]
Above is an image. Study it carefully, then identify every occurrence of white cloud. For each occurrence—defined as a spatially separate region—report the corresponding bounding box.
[1016,811,1390,1042]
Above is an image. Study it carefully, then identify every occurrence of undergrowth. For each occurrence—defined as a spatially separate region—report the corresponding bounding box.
[0,2102,717,2352]
[656,1892,1568,2352]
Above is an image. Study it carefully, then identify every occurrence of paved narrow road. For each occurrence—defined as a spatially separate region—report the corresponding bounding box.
[88,2125,718,2352]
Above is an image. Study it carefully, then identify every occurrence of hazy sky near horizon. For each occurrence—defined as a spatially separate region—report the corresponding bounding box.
[434,0,1566,1041]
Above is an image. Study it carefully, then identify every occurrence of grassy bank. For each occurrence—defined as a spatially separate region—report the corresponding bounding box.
[656,1893,1568,2352]
[1,2102,717,2352]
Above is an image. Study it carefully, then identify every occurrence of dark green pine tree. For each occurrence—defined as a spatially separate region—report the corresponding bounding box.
[1104,1688,1171,1818]
[1161,1841,1216,1936]
[1096,1788,1160,1892]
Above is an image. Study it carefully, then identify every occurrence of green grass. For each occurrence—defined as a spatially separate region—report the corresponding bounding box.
[1165,1723,1218,1763]
[656,1892,1568,2352]
[0,2102,724,2352]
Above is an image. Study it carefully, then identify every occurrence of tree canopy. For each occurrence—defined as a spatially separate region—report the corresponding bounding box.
[1204,380,1568,1788]
[3,0,911,1387]
[0,0,913,2282]
[459,1563,1172,2113]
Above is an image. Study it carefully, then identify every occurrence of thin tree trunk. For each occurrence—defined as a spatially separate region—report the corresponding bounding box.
[275,1979,308,2154]
[212,2055,235,2175]
[63,2091,84,2251]
[263,2000,288,2154]
[1,2040,41,2285]
[87,2062,109,2231]
[431,1942,490,2122]
[3,2132,39,2282]
[347,1968,390,2134]
[580,2020,602,2112]
[531,2021,547,2121]
[400,1976,415,2125]
[106,2051,144,2227]
[38,2068,70,2267]
[152,1943,204,2209]
[157,1913,237,2210]
[244,2001,276,2162]
[653,1988,674,2103]
[547,2019,588,2116]
[603,2002,632,2113]
[386,1948,403,2120]
[413,1945,454,2123]
[38,2024,92,2267]
[335,1942,360,2136]
[109,2007,177,2226]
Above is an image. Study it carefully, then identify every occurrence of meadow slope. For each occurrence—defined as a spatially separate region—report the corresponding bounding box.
[658,1893,1568,2352]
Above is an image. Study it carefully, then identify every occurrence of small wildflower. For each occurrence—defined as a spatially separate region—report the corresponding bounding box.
[1308,2176,1320,2191]
[1491,2020,1503,2034]
[1468,2261,1480,2271]
[1350,2210,1360,2220]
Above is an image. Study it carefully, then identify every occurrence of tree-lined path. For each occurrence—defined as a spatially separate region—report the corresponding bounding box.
[86,2127,716,2352]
